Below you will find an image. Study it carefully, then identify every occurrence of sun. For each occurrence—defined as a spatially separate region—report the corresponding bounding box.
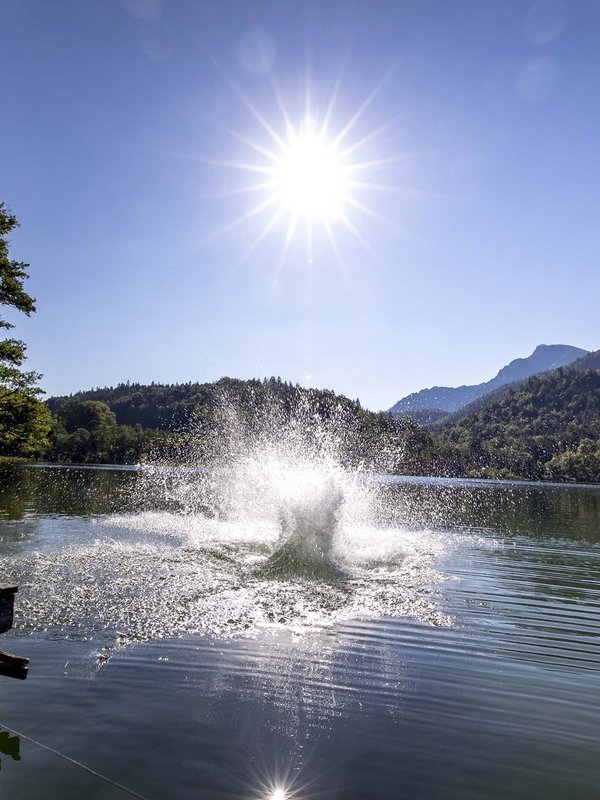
[270,119,349,221]
[208,66,403,267]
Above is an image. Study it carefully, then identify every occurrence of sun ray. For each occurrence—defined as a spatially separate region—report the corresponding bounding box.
[226,76,288,151]
[269,213,299,298]
[337,121,391,161]
[339,209,373,247]
[209,194,280,241]
[345,195,401,230]
[234,206,289,272]
[304,41,312,124]
[346,180,443,204]
[202,157,275,175]
[346,180,405,192]
[305,213,314,263]
[322,218,350,287]
[268,75,294,134]
[306,221,315,303]
[346,155,414,172]
[319,50,351,140]
[215,123,280,162]
[206,181,277,200]
[330,63,396,150]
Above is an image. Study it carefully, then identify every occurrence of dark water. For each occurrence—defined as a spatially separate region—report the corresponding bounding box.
[0,464,598,799]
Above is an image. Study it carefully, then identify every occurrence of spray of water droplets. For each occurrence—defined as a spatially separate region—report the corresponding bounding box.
[5,390,469,646]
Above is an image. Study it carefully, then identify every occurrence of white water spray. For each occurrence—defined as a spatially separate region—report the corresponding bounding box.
[141,392,381,580]
[4,390,462,644]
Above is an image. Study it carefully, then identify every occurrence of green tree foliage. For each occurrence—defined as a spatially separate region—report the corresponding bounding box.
[545,439,600,484]
[0,205,38,394]
[0,204,50,456]
[47,396,177,464]
[436,363,600,482]
[52,399,117,463]
[0,391,52,457]
[46,378,439,471]
[44,355,600,484]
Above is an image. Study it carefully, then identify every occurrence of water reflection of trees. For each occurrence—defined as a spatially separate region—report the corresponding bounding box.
[384,481,600,542]
[2,465,599,542]
[0,464,140,520]
[0,729,21,769]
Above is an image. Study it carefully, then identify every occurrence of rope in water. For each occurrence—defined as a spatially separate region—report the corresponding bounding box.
[0,722,155,800]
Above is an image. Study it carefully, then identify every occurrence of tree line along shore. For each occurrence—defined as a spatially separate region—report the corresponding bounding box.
[37,366,600,484]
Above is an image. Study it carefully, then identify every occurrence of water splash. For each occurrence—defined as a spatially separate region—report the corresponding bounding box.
[2,390,467,645]
[137,390,384,584]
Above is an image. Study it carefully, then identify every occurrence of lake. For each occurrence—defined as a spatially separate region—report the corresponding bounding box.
[0,463,598,799]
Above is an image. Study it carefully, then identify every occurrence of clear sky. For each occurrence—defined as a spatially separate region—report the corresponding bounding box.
[1,0,598,410]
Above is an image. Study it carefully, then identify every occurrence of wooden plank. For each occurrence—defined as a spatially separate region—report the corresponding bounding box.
[0,652,29,680]
[0,584,18,634]
[0,595,15,634]
[0,584,28,679]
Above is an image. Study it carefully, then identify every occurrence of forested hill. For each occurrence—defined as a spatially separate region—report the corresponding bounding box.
[569,350,600,371]
[436,352,600,482]
[46,377,366,431]
[45,357,600,483]
[45,377,440,473]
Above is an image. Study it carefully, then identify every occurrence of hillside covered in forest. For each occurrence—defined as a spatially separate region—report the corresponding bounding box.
[43,350,600,484]
[435,350,600,482]
[45,377,440,474]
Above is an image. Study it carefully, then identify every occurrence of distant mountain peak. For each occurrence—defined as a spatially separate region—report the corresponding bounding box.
[389,344,588,415]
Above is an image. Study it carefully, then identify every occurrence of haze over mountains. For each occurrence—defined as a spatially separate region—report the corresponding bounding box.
[389,344,588,416]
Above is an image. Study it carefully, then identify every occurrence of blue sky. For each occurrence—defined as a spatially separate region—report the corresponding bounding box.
[1,0,598,410]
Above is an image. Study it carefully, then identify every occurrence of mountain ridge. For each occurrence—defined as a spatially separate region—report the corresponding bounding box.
[435,347,600,428]
[388,344,588,415]
[434,348,600,482]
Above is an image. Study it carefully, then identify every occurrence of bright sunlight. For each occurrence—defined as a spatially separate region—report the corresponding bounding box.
[270,120,349,221]
[210,67,403,267]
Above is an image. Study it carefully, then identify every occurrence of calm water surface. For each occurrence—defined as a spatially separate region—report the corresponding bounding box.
[0,464,598,799]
